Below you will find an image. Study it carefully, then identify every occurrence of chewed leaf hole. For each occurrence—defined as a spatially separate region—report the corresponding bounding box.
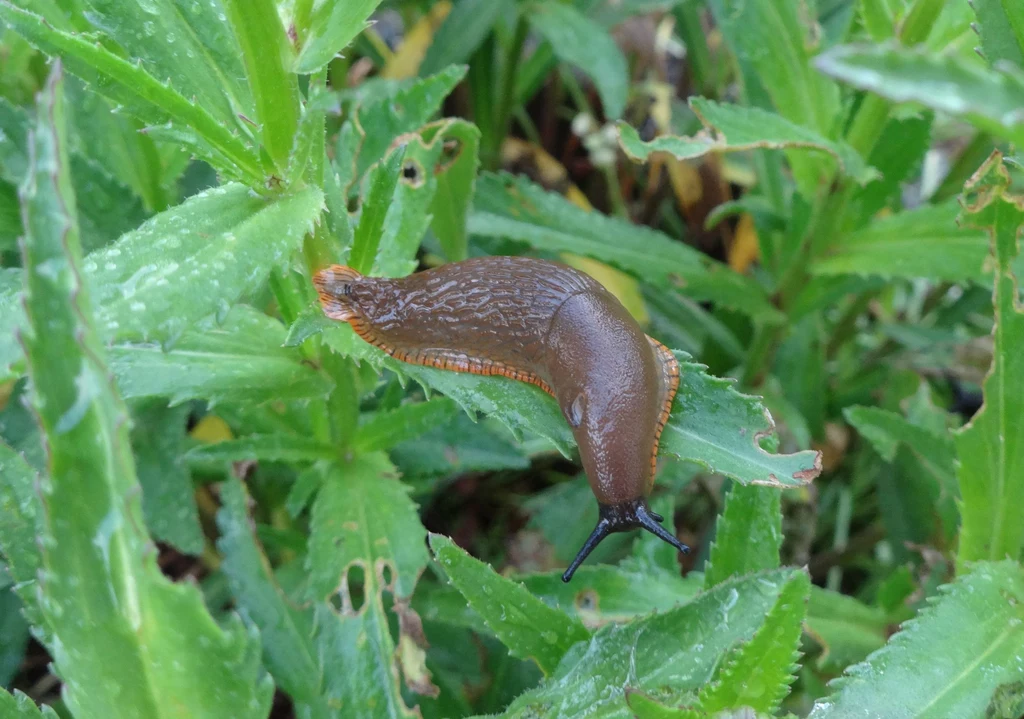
[341,562,367,614]
[402,159,424,187]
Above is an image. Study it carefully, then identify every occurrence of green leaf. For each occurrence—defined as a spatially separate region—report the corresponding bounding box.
[529,2,629,119]
[815,43,1024,148]
[85,183,323,343]
[428,119,480,262]
[321,322,576,456]
[131,401,204,556]
[860,0,895,41]
[0,442,42,627]
[468,172,783,322]
[619,98,876,186]
[295,0,383,74]
[429,533,591,675]
[501,569,802,717]
[805,586,888,672]
[354,397,459,453]
[17,62,273,719]
[374,136,441,278]
[810,561,1024,718]
[224,0,301,174]
[811,202,990,280]
[217,478,333,719]
[420,0,508,77]
[0,691,58,719]
[306,454,430,715]
[661,354,822,488]
[64,0,254,132]
[698,571,809,714]
[955,154,1024,566]
[349,146,406,275]
[850,112,933,225]
[972,0,1024,68]
[108,306,331,406]
[0,2,264,182]
[707,0,840,193]
[187,435,336,463]
[354,65,468,179]
[390,413,529,483]
[704,484,782,588]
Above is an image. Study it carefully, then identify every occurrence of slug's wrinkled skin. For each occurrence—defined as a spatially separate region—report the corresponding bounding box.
[314,256,688,581]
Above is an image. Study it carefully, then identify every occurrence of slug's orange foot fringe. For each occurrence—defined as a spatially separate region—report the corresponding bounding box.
[313,265,363,321]
[561,498,690,583]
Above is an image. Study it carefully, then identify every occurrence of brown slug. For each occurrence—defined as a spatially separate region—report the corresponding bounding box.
[313,255,688,581]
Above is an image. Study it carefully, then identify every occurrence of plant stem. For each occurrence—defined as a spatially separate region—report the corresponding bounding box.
[292,0,314,46]
[899,0,945,45]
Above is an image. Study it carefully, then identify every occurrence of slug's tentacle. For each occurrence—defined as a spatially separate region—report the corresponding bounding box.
[313,257,686,581]
[561,499,690,582]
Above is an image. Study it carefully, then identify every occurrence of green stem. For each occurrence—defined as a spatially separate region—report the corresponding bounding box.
[899,0,946,45]
[470,37,497,168]
[602,165,629,219]
[490,13,530,170]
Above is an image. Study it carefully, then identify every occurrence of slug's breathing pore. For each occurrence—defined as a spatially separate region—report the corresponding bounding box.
[313,256,689,582]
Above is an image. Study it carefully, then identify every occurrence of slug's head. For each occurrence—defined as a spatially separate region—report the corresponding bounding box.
[562,498,689,582]
[313,265,364,321]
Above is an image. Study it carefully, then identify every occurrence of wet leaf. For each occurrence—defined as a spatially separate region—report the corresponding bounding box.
[429,533,591,675]
[704,484,782,588]
[810,561,1024,718]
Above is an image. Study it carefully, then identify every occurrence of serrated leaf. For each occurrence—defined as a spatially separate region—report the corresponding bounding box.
[810,561,1024,718]
[805,586,888,672]
[529,2,629,119]
[350,145,406,275]
[354,65,467,179]
[955,153,1024,567]
[374,135,440,278]
[224,0,300,174]
[812,202,990,280]
[130,401,203,555]
[816,43,1024,147]
[619,98,876,186]
[217,477,333,719]
[295,0,383,74]
[321,322,576,456]
[661,354,821,488]
[108,305,331,406]
[468,173,783,322]
[707,0,841,194]
[84,183,323,343]
[2,187,324,381]
[0,2,264,182]
[0,690,58,719]
[354,397,458,452]
[17,63,272,719]
[698,571,809,713]
[429,533,591,675]
[187,434,335,463]
[972,0,1024,68]
[0,441,42,627]
[307,454,429,716]
[501,569,802,717]
[704,484,782,588]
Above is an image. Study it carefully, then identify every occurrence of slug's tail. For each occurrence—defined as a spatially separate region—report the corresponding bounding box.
[562,498,689,582]
[313,265,363,321]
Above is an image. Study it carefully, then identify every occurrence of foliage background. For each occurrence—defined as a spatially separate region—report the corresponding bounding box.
[0,0,1023,717]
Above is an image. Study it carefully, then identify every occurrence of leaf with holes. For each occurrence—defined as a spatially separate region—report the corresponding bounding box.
[306,454,431,714]
[955,153,1024,567]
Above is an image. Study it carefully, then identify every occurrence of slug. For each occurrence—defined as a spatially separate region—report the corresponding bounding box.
[313,256,688,581]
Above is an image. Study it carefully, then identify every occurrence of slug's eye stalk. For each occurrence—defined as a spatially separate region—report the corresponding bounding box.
[561,498,690,583]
